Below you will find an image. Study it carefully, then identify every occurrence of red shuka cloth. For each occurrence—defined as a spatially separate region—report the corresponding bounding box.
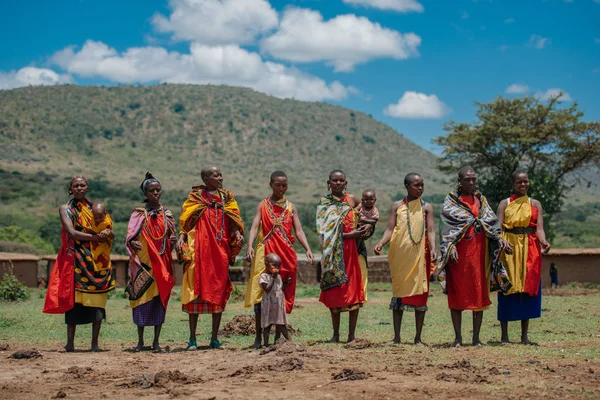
[43,230,75,314]
[193,191,232,308]
[142,212,175,309]
[446,195,492,311]
[262,201,298,314]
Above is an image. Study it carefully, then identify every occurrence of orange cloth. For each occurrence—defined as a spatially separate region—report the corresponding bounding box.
[319,204,365,309]
[142,212,175,309]
[446,195,491,311]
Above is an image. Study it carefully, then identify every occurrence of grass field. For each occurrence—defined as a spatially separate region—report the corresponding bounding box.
[1,283,599,399]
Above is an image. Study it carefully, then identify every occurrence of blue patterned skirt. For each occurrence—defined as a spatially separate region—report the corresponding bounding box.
[132,296,166,327]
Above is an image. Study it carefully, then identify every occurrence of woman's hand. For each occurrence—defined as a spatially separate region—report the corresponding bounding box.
[449,247,459,263]
[499,238,513,255]
[430,248,438,263]
[305,250,315,264]
[234,230,245,246]
[540,240,551,254]
[130,240,142,252]
[374,243,383,255]
[176,234,186,253]
[97,229,111,241]
[245,247,255,262]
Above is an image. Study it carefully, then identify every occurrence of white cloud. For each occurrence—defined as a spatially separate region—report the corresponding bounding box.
[342,0,424,13]
[0,67,71,90]
[384,91,450,119]
[535,88,572,102]
[51,40,349,101]
[260,8,421,72]
[152,0,278,45]
[504,18,515,24]
[529,34,550,49]
[505,83,529,94]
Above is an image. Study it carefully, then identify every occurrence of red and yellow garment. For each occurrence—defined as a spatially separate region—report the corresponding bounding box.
[179,187,244,309]
[245,198,297,313]
[501,195,542,296]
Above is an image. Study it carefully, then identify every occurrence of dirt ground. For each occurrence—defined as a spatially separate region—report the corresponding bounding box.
[1,336,599,400]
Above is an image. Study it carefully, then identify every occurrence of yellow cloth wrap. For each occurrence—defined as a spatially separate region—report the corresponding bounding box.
[244,223,266,308]
[90,214,113,272]
[359,254,368,302]
[388,199,428,298]
[180,228,198,305]
[501,196,531,295]
[75,291,108,309]
[129,234,159,308]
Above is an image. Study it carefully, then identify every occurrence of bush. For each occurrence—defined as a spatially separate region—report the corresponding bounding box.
[0,272,30,301]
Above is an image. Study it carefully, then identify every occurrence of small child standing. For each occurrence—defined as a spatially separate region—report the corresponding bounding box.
[356,189,379,302]
[259,253,290,346]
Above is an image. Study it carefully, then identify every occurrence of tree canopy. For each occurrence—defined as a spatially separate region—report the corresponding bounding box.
[435,94,600,238]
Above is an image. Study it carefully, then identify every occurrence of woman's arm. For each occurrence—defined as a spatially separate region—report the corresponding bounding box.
[59,205,103,242]
[424,202,437,264]
[532,199,550,253]
[245,202,262,261]
[497,199,508,229]
[291,204,314,263]
[374,202,400,254]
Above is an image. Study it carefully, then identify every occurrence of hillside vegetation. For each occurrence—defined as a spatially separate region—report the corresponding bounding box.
[0,84,598,256]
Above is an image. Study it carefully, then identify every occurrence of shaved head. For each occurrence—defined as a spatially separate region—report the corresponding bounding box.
[92,203,106,214]
[265,253,282,266]
[201,165,219,182]
[404,173,422,186]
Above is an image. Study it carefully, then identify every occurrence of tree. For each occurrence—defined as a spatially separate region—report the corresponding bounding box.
[434,94,600,239]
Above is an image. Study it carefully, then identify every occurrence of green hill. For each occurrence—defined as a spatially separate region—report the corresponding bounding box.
[0,84,445,201]
[0,84,598,255]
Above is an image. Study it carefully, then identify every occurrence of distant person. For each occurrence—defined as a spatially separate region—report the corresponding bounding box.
[244,171,314,349]
[177,166,244,350]
[317,170,370,343]
[496,171,550,345]
[259,253,291,346]
[550,263,559,288]
[435,166,512,347]
[374,173,436,345]
[125,172,176,352]
[43,175,115,352]
[357,189,379,302]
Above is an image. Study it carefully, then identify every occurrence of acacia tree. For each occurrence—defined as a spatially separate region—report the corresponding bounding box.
[434,94,600,239]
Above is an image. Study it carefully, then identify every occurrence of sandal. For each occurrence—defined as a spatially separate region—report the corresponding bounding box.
[186,339,197,351]
[209,339,223,349]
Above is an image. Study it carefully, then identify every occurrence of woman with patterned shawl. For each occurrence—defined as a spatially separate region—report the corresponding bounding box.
[176,166,245,350]
[244,171,315,348]
[317,170,371,343]
[126,172,176,352]
[435,166,512,347]
[375,173,436,345]
[496,171,550,345]
[43,175,116,352]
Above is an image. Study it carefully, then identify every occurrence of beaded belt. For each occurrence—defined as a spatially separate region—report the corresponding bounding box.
[504,227,536,234]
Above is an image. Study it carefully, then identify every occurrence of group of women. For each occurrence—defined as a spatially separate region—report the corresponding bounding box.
[43,166,549,351]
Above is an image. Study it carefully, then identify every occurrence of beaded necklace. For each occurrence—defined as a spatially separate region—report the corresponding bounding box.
[405,198,426,246]
[204,189,225,241]
[143,206,167,240]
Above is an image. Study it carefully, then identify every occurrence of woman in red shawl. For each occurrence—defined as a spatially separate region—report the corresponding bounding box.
[126,172,176,352]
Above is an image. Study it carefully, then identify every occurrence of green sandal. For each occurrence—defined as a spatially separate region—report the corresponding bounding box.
[186,339,197,351]
[209,339,223,349]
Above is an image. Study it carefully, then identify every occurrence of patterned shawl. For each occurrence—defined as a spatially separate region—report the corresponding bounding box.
[316,194,356,291]
[435,191,512,294]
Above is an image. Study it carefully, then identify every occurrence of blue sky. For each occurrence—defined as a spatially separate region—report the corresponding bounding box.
[1,0,599,153]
